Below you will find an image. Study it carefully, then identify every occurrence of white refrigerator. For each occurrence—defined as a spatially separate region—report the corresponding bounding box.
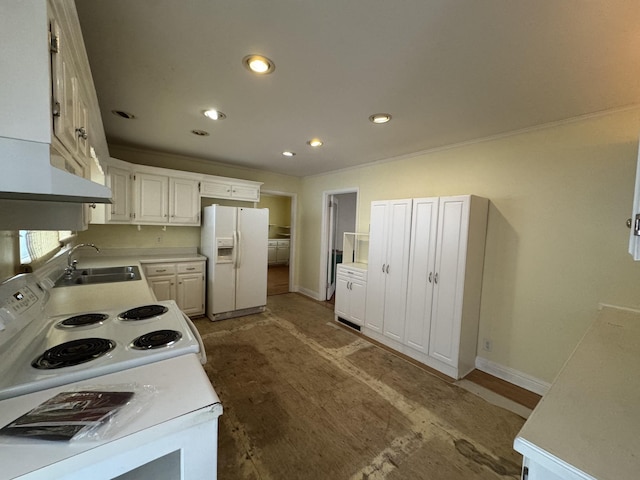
[201,205,269,321]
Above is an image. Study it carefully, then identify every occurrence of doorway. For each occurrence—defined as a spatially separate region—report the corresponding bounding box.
[259,192,295,296]
[322,190,358,301]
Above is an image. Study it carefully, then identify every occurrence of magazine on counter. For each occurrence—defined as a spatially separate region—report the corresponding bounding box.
[0,390,134,441]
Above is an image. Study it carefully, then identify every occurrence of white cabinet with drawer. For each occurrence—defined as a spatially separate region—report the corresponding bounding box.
[144,260,205,316]
[335,263,367,327]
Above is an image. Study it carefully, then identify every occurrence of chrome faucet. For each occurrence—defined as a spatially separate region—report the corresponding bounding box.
[65,243,100,276]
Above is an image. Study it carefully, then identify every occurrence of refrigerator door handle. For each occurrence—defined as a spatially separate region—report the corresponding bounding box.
[232,230,239,269]
[236,230,243,268]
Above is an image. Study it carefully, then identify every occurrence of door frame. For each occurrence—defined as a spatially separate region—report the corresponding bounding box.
[260,189,297,293]
[319,187,359,301]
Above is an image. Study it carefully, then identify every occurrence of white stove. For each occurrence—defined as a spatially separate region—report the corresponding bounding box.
[0,273,205,401]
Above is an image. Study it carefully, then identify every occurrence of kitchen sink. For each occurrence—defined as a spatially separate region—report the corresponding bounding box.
[54,266,141,287]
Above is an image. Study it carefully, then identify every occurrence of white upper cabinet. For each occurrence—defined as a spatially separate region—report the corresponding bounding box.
[200,179,261,202]
[134,172,169,223]
[106,165,132,223]
[169,177,200,225]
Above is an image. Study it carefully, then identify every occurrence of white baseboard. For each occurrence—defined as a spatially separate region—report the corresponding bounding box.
[475,357,550,396]
[295,286,323,301]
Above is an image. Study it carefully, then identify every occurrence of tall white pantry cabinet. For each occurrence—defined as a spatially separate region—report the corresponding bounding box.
[363,195,488,379]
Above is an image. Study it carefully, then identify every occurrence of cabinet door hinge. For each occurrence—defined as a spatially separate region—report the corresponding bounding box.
[49,28,59,54]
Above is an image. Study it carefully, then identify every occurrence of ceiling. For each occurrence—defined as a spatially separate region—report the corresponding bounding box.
[75,0,640,177]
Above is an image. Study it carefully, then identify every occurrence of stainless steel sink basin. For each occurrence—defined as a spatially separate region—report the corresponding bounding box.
[54,265,141,287]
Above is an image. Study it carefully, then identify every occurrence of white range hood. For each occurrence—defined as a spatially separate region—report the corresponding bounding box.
[0,137,112,204]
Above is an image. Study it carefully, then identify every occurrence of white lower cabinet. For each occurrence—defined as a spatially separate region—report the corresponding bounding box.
[363,195,488,379]
[144,260,205,316]
[268,240,290,265]
[334,264,367,326]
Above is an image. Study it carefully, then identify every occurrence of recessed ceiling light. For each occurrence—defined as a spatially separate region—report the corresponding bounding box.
[369,113,392,124]
[191,129,210,136]
[282,151,296,157]
[203,109,226,120]
[307,138,323,147]
[111,110,136,119]
[243,54,275,74]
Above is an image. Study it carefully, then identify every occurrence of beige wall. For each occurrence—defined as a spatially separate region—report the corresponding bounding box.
[78,224,201,249]
[297,107,640,383]
[259,194,291,227]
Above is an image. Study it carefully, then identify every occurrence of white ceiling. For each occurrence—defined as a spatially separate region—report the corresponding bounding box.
[75,0,640,177]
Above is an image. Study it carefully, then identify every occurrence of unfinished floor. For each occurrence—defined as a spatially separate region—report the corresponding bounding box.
[194,294,525,480]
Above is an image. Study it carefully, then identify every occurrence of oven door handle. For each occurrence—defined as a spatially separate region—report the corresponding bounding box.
[181,311,207,364]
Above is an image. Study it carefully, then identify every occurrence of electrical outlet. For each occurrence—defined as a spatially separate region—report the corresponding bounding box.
[482,338,492,352]
[156,236,162,244]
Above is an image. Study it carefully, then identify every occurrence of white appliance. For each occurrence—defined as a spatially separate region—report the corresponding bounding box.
[0,273,221,480]
[201,205,269,321]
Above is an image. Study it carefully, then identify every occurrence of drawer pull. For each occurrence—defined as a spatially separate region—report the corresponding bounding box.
[156,269,166,273]
[186,267,196,271]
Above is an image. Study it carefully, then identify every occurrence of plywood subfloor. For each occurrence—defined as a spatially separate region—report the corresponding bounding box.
[195,293,525,479]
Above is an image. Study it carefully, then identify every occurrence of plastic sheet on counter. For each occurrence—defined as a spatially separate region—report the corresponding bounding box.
[0,383,157,443]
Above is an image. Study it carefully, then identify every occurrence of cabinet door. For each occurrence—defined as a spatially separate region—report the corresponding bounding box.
[429,197,469,367]
[364,201,389,333]
[349,279,367,326]
[148,274,176,302]
[231,184,260,202]
[75,90,89,162]
[135,173,169,223]
[405,198,439,353]
[268,244,277,264]
[177,273,204,316]
[170,177,199,224]
[276,241,290,263]
[107,166,131,222]
[51,19,78,157]
[201,181,231,198]
[381,200,413,342]
[334,275,351,319]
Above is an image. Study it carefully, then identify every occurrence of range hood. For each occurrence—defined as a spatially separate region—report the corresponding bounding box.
[0,137,112,204]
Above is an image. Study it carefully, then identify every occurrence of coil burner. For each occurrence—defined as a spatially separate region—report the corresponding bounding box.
[32,338,116,369]
[119,305,169,321]
[131,330,182,350]
[56,313,109,328]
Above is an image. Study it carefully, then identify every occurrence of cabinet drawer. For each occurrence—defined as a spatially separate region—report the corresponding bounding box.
[337,265,367,281]
[177,262,204,274]
[144,263,177,276]
[276,240,290,247]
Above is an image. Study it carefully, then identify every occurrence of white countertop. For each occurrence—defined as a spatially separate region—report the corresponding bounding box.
[46,253,205,316]
[514,305,640,479]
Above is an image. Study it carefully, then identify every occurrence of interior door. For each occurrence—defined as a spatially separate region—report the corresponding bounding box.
[326,196,338,300]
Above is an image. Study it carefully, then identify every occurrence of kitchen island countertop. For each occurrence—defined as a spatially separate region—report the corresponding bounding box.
[514,305,640,479]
